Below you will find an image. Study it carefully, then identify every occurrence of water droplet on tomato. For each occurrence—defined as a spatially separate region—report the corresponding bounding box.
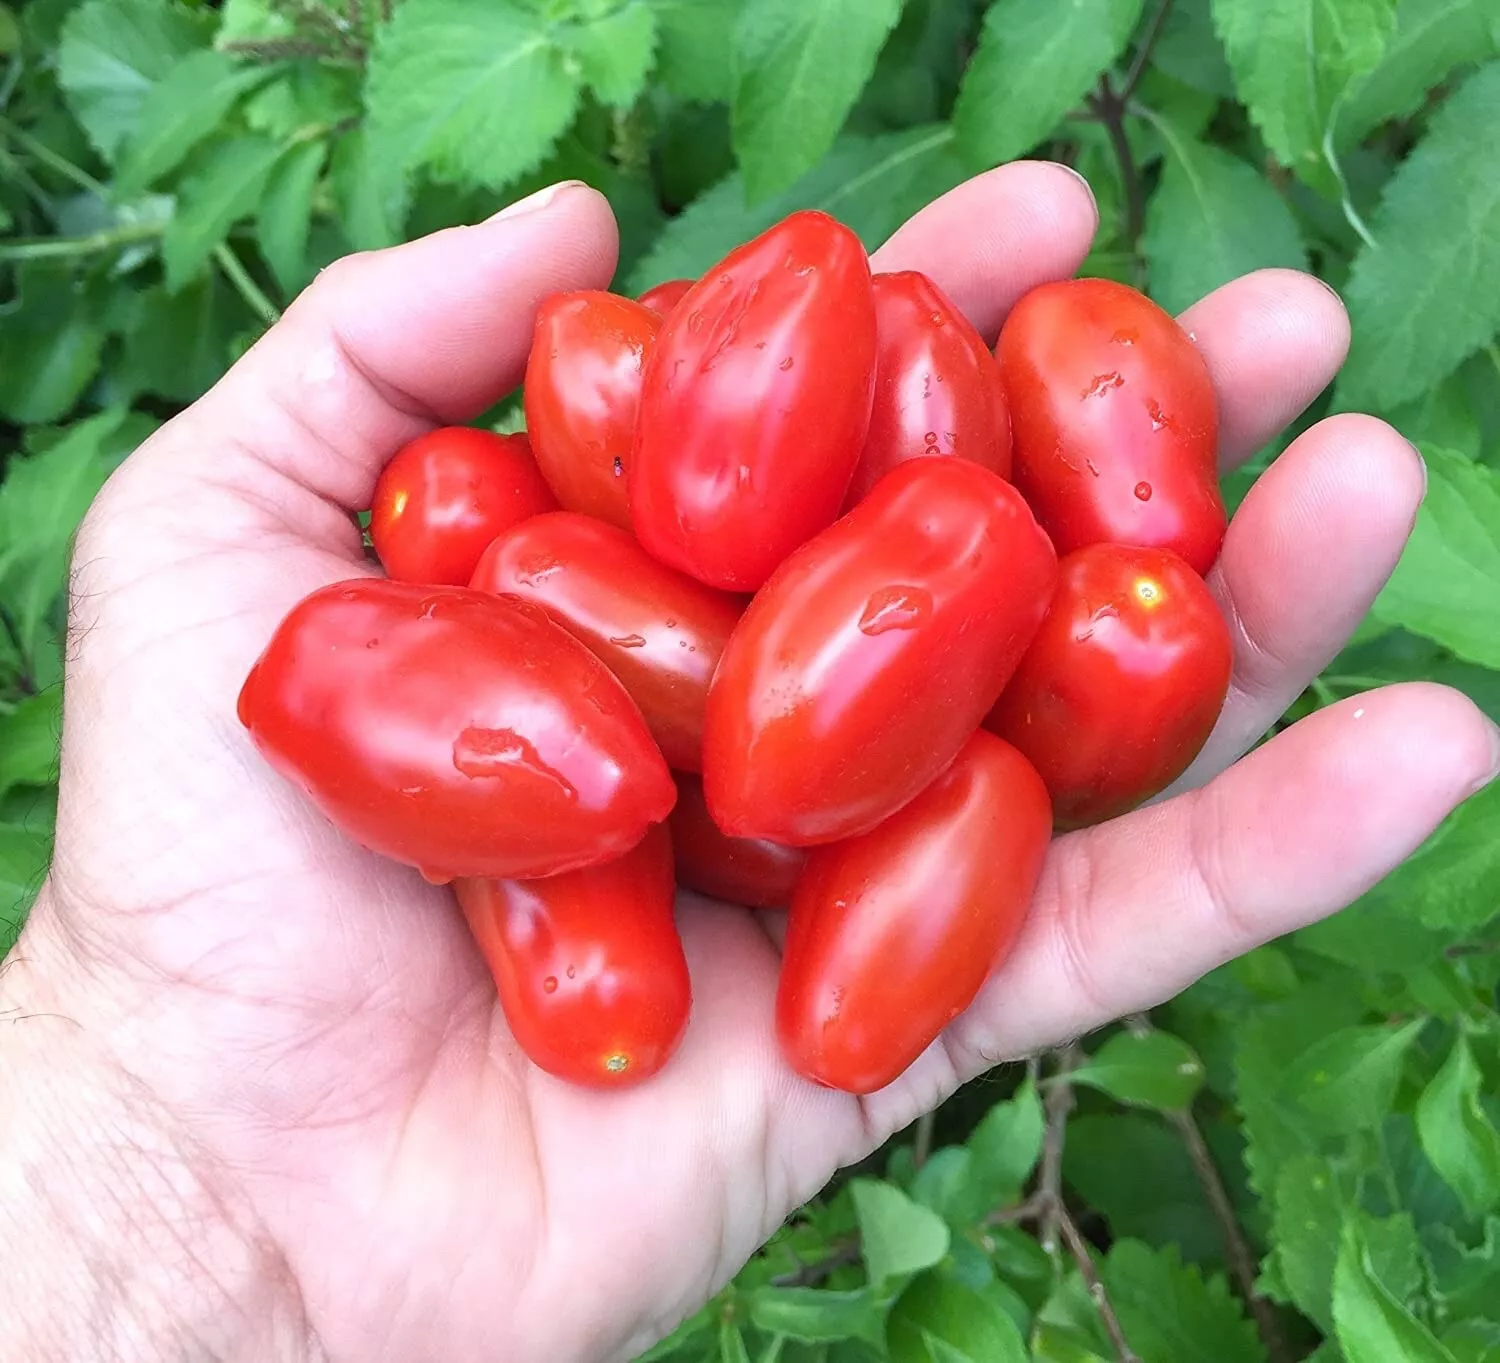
[452,727,576,800]
[924,431,938,444]
[1134,481,1153,501]
[514,555,562,587]
[609,633,647,648]
[858,585,934,636]
[1085,458,1100,477]
[664,618,677,628]
[1081,371,1124,399]
[1146,400,1170,431]
[339,588,360,601]
[778,356,794,371]
[542,976,558,994]
[566,964,576,979]
[366,637,380,648]
[612,456,624,478]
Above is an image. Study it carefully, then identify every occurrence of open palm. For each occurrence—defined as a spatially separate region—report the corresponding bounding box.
[23,169,1496,1363]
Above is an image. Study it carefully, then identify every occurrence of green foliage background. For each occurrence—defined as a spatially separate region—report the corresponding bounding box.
[3,0,1500,1358]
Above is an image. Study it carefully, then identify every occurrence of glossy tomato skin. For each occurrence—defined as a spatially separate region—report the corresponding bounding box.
[470,512,743,772]
[630,210,878,590]
[637,278,694,316]
[669,772,805,908]
[455,823,690,1087]
[237,580,675,881]
[998,278,1225,575]
[703,457,1057,845]
[988,543,1232,827]
[844,271,1011,508]
[777,731,1051,1094]
[369,428,557,586]
[524,291,660,531]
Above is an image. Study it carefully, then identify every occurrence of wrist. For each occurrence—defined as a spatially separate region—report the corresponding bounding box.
[0,894,323,1363]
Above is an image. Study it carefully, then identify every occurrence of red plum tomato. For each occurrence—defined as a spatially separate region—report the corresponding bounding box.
[637,278,694,316]
[669,772,805,908]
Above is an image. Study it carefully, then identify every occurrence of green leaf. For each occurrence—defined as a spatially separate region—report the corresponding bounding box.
[629,124,968,291]
[1427,1216,1500,1320]
[162,134,286,290]
[1102,1241,1266,1363]
[0,691,62,799]
[116,275,245,404]
[257,138,328,296]
[1333,1223,1458,1363]
[650,0,738,102]
[730,0,903,201]
[366,0,579,189]
[1068,1030,1207,1111]
[887,1272,1029,1363]
[1340,64,1500,410]
[953,0,1144,169]
[1143,131,1308,314]
[329,124,409,252]
[850,1180,950,1284]
[1445,1321,1500,1363]
[966,1078,1045,1212]
[0,820,53,949]
[1372,446,1500,666]
[215,0,293,45]
[1153,0,1235,97]
[744,1288,888,1347]
[1211,0,1398,178]
[1416,1033,1500,1217]
[1281,1020,1427,1134]
[908,1147,979,1226]
[566,2,657,108]
[0,263,107,425]
[115,49,273,197]
[720,1322,752,1363]
[56,0,213,163]
[1265,1154,1348,1331]
[242,63,362,140]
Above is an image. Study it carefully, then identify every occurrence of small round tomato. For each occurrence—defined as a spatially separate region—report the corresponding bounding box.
[470,512,743,772]
[637,278,694,316]
[524,291,660,531]
[703,457,1057,845]
[776,731,1052,1094]
[669,772,805,908]
[843,271,1011,508]
[369,428,557,586]
[237,580,675,881]
[630,210,878,590]
[998,278,1224,575]
[988,544,1232,827]
[455,823,690,1087]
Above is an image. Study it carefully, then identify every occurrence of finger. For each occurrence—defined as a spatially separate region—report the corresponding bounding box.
[871,161,1099,340]
[943,683,1499,1070]
[1178,269,1350,470]
[1167,414,1424,792]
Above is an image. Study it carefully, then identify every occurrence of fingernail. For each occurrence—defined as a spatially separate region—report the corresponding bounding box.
[1478,718,1500,793]
[1410,441,1428,499]
[487,180,586,223]
[1310,274,1345,309]
[1049,162,1099,229]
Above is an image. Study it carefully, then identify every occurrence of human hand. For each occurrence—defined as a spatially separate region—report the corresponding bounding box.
[3,167,1495,1363]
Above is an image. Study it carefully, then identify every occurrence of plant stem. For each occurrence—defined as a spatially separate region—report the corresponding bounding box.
[1086,82,1146,285]
[1120,0,1174,105]
[213,244,282,327]
[912,1110,935,1169]
[769,1238,862,1288]
[1038,1043,1078,1255]
[0,118,106,195]
[0,221,164,261]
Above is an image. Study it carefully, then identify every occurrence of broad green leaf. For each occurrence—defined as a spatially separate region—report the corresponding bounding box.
[1265,1154,1349,1331]
[116,275,246,404]
[1388,370,1485,461]
[1416,1033,1500,1216]
[850,1180,950,1284]
[953,0,1144,169]
[566,2,657,108]
[1369,777,1500,934]
[257,139,328,296]
[115,49,273,197]
[887,1272,1029,1363]
[1068,1030,1207,1111]
[720,1322,751,1363]
[366,0,579,189]
[965,1078,1045,1212]
[329,125,409,252]
[1445,1321,1500,1363]
[0,691,62,799]
[650,0,738,102]
[215,0,292,45]
[1281,1020,1427,1134]
[1153,0,1235,96]
[744,1287,888,1347]
[0,263,107,425]
[1333,1224,1458,1363]
[908,1147,979,1226]
[1340,64,1500,409]
[1372,446,1500,666]
[1102,1241,1266,1363]
[1427,1216,1500,1321]
[162,135,285,290]
[731,0,903,201]
[632,1307,715,1361]
[1143,131,1308,314]
[56,0,212,163]
[1211,0,1398,178]
[629,125,968,291]
[1,821,53,950]
[243,63,363,140]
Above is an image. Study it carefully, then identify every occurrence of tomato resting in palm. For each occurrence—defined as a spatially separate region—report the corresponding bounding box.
[843,271,1011,508]
[637,278,694,316]
[524,290,660,531]
[669,772,805,908]
[988,543,1232,827]
[368,427,557,586]
[703,457,1057,845]
[776,731,1052,1094]
[630,210,878,590]
[470,512,743,772]
[237,580,675,881]
[998,278,1225,575]
[455,823,690,1088]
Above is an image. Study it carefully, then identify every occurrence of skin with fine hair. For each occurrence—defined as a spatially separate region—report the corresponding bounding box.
[1,170,1496,1363]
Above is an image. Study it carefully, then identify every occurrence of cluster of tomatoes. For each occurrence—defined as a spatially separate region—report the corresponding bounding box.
[238,210,1232,1096]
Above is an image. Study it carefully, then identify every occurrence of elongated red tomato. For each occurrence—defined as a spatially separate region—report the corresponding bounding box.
[455,824,690,1087]
[703,457,1057,845]
[777,732,1051,1094]
[843,271,1011,508]
[369,428,557,586]
[998,278,1225,575]
[470,512,742,772]
[237,581,674,881]
[637,278,694,316]
[669,772,805,908]
[524,291,659,531]
[988,544,1232,827]
[630,211,878,590]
